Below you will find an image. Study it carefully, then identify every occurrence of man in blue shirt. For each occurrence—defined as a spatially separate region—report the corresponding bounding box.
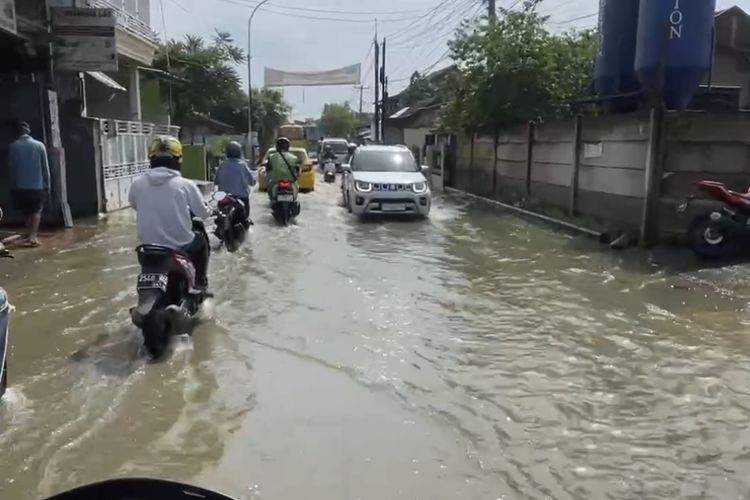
[214,141,256,224]
[8,122,50,247]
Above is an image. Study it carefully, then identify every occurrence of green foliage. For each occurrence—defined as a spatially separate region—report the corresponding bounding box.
[320,102,356,137]
[154,31,290,145]
[403,71,437,106]
[154,31,246,136]
[252,88,291,151]
[441,2,596,133]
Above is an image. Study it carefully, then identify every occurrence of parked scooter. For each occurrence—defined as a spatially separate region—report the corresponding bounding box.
[0,287,9,399]
[271,180,300,226]
[130,220,210,358]
[212,191,248,253]
[323,161,336,183]
[681,180,750,258]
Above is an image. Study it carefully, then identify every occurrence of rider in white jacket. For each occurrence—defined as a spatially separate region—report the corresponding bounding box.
[129,136,211,289]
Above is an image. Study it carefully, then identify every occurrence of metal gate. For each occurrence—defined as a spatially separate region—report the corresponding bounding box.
[99,120,179,211]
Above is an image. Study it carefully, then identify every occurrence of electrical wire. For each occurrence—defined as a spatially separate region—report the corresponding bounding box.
[214,0,424,24]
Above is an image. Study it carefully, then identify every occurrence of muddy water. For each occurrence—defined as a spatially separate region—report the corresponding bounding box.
[2,179,750,499]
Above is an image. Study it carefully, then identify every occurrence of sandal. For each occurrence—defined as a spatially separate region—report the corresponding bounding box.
[23,240,41,248]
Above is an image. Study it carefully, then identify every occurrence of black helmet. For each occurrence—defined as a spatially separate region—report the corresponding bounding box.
[276,137,290,152]
[225,140,242,159]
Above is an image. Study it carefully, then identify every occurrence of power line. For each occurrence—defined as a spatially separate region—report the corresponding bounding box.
[233,1,425,16]
[551,11,597,24]
[214,0,424,23]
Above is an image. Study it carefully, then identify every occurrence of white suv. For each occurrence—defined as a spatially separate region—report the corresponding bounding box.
[342,145,431,218]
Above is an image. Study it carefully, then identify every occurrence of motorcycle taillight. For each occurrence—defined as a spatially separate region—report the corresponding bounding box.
[279,181,292,190]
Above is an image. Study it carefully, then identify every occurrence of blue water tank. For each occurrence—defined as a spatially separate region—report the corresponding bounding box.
[635,0,716,110]
[594,0,641,98]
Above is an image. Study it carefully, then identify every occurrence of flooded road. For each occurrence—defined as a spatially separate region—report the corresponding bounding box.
[3,177,750,499]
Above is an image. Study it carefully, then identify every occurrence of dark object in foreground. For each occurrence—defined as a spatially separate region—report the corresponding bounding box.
[681,180,750,258]
[44,478,236,500]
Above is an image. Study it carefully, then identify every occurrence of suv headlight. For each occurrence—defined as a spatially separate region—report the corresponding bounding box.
[355,181,372,192]
[412,182,428,194]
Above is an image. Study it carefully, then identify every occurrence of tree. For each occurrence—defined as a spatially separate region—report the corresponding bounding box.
[154,31,247,139]
[252,88,291,152]
[441,3,596,133]
[403,71,436,107]
[320,102,356,137]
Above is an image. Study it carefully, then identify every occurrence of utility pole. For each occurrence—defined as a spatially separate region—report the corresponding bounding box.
[488,0,496,21]
[354,85,368,113]
[374,36,380,142]
[380,37,386,142]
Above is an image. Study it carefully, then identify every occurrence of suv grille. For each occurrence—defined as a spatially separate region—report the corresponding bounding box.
[372,183,407,191]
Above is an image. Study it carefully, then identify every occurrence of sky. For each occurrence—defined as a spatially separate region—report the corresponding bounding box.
[151,0,750,120]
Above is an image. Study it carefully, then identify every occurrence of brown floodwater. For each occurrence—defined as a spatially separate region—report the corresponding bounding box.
[2,179,750,500]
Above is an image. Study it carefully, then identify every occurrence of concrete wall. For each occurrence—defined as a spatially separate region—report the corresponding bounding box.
[453,112,652,235]
[451,110,750,244]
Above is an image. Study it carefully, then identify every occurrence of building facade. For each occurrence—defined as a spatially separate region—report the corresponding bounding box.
[0,0,175,225]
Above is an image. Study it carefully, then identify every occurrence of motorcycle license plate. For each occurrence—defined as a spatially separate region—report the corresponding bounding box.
[382,203,407,212]
[137,273,167,291]
[277,194,294,202]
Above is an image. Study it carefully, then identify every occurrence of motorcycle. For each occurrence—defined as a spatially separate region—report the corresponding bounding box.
[271,180,300,226]
[0,287,9,399]
[44,478,236,500]
[130,220,209,358]
[323,161,336,183]
[681,180,750,258]
[212,191,248,253]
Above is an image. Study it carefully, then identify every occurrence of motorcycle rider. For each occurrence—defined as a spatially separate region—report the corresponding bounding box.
[214,140,256,225]
[128,136,211,290]
[266,137,300,199]
[321,144,337,163]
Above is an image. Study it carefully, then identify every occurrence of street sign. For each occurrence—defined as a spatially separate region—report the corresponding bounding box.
[0,0,17,36]
[52,7,118,72]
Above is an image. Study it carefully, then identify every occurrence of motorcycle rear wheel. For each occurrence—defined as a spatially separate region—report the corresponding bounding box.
[142,309,170,358]
[687,213,736,258]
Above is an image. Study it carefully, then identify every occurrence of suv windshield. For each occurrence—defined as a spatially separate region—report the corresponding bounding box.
[352,150,419,172]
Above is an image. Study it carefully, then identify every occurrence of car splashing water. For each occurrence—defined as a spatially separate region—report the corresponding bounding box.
[2,180,750,499]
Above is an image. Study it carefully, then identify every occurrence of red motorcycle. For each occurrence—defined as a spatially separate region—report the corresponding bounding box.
[682,180,750,258]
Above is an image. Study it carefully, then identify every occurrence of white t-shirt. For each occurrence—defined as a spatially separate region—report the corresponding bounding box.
[128,167,210,249]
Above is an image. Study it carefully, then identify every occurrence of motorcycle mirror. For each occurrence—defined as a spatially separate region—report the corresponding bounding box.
[213,191,227,202]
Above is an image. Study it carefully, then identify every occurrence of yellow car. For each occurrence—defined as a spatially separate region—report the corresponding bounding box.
[257,147,315,192]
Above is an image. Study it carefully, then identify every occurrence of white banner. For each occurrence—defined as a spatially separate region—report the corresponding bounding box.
[0,0,16,35]
[52,7,118,72]
[264,63,361,87]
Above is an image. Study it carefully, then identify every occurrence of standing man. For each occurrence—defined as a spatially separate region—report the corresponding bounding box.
[8,121,50,247]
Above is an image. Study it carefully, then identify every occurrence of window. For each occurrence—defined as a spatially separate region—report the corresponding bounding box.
[352,150,419,172]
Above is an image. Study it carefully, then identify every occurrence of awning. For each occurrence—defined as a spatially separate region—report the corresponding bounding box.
[86,71,126,92]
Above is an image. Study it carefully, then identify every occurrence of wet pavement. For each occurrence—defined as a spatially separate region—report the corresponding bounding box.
[2,177,750,499]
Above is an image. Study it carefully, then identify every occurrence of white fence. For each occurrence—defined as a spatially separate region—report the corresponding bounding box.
[83,0,160,44]
[99,120,179,211]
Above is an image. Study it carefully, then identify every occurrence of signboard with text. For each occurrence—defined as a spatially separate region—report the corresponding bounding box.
[0,0,17,36]
[52,7,118,72]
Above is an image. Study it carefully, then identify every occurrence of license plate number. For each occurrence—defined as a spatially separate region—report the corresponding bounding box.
[382,203,406,212]
[137,273,167,291]
[277,194,294,202]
